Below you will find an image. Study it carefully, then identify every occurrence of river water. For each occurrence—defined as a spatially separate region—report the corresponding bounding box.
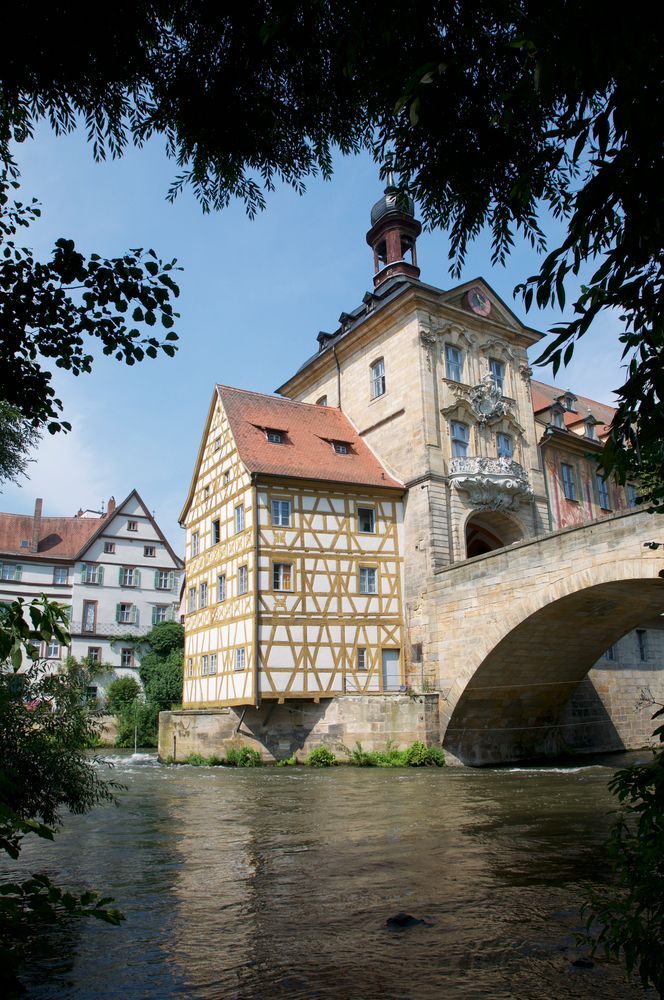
[7,750,656,999]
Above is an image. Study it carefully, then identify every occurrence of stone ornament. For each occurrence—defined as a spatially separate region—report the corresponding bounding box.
[469,374,508,424]
[448,456,534,511]
[419,328,437,371]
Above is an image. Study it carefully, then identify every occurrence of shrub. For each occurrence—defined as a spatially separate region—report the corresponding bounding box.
[401,741,446,767]
[105,675,141,715]
[115,701,159,748]
[306,746,337,767]
[186,753,207,766]
[225,747,262,767]
[345,740,445,767]
[276,754,298,766]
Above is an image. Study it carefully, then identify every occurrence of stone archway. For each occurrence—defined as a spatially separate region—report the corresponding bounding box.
[465,510,524,558]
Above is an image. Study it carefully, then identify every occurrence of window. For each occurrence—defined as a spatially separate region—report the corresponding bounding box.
[187,586,196,613]
[333,441,349,455]
[201,654,209,676]
[120,648,134,668]
[489,358,505,393]
[53,566,68,585]
[316,396,328,406]
[238,565,248,595]
[209,653,217,674]
[214,437,221,451]
[359,566,377,594]
[224,470,231,484]
[127,520,138,532]
[357,647,367,671]
[626,484,638,508]
[266,429,283,444]
[562,393,577,411]
[144,545,156,558]
[235,647,246,671]
[605,643,616,662]
[551,408,565,428]
[82,601,96,633]
[271,499,291,527]
[187,658,193,677]
[235,505,244,533]
[20,540,28,548]
[104,541,115,554]
[596,475,611,509]
[217,574,226,602]
[212,519,221,544]
[116,603,135,625]
[637,629,648,662]
[585,420,596,440]
[1,563,22,581]
[191,530,199,556]
[370,358,386,398]
[199,581,208,608]
[445,344,463,382]
[203,484,210,498]
[358,507,375,533]
[45,641,60,659]
[496,433,513,459]
[273,563,293,591]
[87,647,101,664]
[120,566,140,587]
[156,570,173,590]
[451,421,470,458]
[561,463,577,501]
[81,563,103,585]
[152,605,168,624]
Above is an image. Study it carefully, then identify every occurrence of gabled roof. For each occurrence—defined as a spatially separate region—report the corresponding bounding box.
[218,386,403,489]
[0,512,102,559]
[77,489,184,567]
[532,380,616,437]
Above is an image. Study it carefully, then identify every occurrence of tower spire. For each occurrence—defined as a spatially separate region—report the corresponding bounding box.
[366,177,422,289]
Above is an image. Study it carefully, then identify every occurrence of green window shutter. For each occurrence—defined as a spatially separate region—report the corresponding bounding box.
[154,570,160,589]
[135,569,141,588]
[115,603,122,622]
[131,605,138,624]
[15,565,22,582]
[81,562,87,583]
[118,567,123,585]
[151,607,158,625]
[97,566,104,585]
[168,571,175,590]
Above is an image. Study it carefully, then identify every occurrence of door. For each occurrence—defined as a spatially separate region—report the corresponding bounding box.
[381,648,401,691]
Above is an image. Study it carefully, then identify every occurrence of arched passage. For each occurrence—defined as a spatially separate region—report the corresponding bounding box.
[465,510,524,558]
[443,578,664,764]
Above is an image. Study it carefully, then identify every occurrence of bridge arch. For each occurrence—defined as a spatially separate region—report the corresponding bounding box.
[430,510,664,764]
[463,509,525,558]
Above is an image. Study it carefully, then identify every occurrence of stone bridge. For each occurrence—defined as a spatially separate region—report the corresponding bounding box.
[429,509,664,764]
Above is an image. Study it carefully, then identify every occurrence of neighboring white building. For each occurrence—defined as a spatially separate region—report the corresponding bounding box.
[0,492,184,696]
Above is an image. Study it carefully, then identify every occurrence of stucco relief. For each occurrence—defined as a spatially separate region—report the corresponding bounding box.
[448,456,534,511]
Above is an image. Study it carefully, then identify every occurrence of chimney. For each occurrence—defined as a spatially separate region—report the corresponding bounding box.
[31,498,43,553]
[107,496,116,517]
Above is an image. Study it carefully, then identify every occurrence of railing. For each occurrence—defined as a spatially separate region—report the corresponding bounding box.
[69,610,179,638]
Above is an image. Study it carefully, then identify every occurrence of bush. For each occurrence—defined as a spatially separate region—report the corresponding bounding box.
[400,741,446,767]
[186,753,207,766]
[115,701,159,748]
[106,676,141,715]
[276,754,298,766]
[225,747,262,767]
[306,746,337,767]
[345,740,445,767]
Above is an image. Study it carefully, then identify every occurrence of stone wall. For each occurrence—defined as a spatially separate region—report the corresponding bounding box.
[159,693,440,763]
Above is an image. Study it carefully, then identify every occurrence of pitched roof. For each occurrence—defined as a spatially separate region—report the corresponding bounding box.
[217,386,403,489]
[0,512,102,559]
[531,380,616,437]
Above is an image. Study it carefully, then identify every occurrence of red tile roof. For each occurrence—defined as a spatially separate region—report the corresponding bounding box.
[531,380,616,437]
[217,386,403,490]
[0,512,103,559]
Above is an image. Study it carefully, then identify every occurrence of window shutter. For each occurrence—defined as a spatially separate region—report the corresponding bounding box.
[15,565,22,582]
[168,571,175,590]
[154,570,160,589]
[131,606,138,625]
[81,563,88,583]
[151,607,158,625]
[118,567,124,585]
[115,604,122,622]
[97,566,104,585]
[135,569,141,588]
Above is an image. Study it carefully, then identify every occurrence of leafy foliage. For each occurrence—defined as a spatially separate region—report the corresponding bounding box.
[583,707,664,994]
[0,402,41,490]
[105,676,141,715]
[225,747,262,768]
[0,598,123,992]
[138,622,184,711]
[344,740,445,767]
[306,746,337,767]
[115,701,159,749]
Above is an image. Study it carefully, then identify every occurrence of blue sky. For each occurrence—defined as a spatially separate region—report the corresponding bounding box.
[3,127,626,553]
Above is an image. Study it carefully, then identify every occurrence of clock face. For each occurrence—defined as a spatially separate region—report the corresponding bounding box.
[466,286,492,317]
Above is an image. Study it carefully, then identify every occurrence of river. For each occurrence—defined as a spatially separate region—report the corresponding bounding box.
[6,750,656,999]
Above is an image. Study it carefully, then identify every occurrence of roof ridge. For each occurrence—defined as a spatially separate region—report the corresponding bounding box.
[218,384,339,411]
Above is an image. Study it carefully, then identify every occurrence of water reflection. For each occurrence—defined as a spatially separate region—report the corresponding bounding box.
[6,754,653,999]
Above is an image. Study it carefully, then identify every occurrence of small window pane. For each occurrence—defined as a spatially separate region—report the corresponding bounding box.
[358,508,375,533]
[271,500,291,526]
[359,567,377,594]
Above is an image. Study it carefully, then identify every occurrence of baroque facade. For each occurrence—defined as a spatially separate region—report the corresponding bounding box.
[177,182,653,741]
[0,491,184,695]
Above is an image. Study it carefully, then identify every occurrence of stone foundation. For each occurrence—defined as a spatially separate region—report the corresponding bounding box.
[158,693,441,763]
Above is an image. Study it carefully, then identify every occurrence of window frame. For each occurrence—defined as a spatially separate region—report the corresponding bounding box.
[560,462,577,501]
[235,647,246,671]
[53,566,69,585]
[117,603,134,625]
[272,562,293,592]
[370,357,386,399]
[127,520,138,532]
[235,504,245,534]
[187,586,196,613]
[199,581,208,608]
[120,647,134,668]
[357,647,367,671]
[191,530,199,556]
[445,344,463,382]
[451,420,470,458]
[217,574,226,602]
[496,432,513,459]
[238,564,248,596]
[359,566,377,595]
[596,474,611,510]
[103,541,115,554]
[211,518,221,545]
[144,545,156,558]
[489,357,506,394]
[357,507,375,533]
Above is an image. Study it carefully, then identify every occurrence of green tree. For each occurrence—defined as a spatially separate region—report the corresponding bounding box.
[0,598,123,993]
[106,675,142,715]
[138,622,184,711]
[0,403,40,490]
[584,706,664,995]
[2,2,662,497]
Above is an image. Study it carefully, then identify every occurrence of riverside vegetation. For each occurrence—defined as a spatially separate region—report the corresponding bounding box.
[180,741,446,769]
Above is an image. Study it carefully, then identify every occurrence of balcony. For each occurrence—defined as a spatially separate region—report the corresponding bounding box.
[448,456,533,511]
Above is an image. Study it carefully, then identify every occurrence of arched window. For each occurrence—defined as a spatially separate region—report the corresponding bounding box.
[316,395,327,406]
[370,358,386,399]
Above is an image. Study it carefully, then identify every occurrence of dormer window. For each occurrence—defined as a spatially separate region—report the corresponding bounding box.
[557,391,577,412]
[266,429,283,444]
[333,441,349,455]
[584,418,597,440]
[316,396,328,407]
[551,407,565,429]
